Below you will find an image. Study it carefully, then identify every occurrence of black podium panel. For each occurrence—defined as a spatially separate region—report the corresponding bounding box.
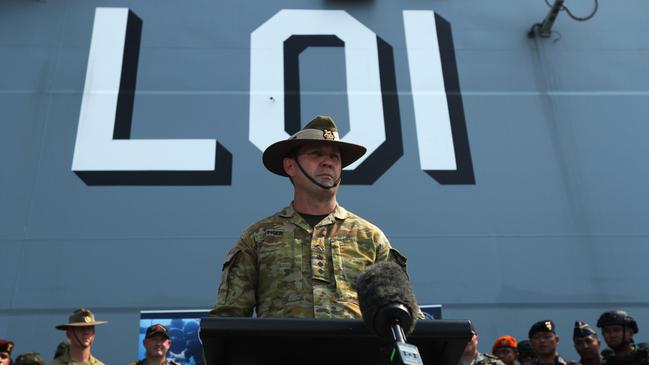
[200,317,471,365]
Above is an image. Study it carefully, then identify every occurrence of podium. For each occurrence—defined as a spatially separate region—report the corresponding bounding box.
[200,317,471,365]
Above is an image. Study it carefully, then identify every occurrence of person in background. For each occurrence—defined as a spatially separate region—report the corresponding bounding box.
[47,308,107,365]
[0,339,14,365]
[597,310,649,365]
[518,340,537,365]
[458,323,506,365]
[573,321,602,365]
[529,320,573,365]
[493,335,519,365]
[52,341,69,360]
[129,324,179,365]
[14,353,45,365]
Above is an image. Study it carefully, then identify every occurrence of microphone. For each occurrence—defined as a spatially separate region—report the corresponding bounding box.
[357,261,423,365]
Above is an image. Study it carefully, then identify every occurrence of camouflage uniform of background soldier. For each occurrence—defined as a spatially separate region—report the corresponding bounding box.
[47,308,107,365]
[14,353,45,365]
[458,323,506,365]
[209,115,413,319]
[597,310,649,365]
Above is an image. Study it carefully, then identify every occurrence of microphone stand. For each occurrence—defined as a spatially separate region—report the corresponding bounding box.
[382,305,423,365]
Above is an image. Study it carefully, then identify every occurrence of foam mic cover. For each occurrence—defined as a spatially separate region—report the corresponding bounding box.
[356,261,419,337]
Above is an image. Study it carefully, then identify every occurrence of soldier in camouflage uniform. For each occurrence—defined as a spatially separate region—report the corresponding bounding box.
[53,341,69,361]
[129,324,180,365]
[209,115,411,318]
[0,339,14,365]
[573,321,602,365]
[458,323,506,365]
[46,308,106,365]
[597,310,649,365]
[14,353,45,365]
[528,320,573,365]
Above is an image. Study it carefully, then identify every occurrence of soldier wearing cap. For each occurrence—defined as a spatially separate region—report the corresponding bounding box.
[47,308,107,365]
[597,310,649,365]
[14,353,45,365]
[493,336,519,365]
[129,324,179,365]
[209,115,412,319]
[0,339,14,365]
[518,340,537,365]
[529,320,572,365]
[573,321,602,365]
[458,323,506,365]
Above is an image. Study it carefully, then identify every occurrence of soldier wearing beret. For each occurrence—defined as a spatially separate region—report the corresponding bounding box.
[209,115,413,318]
[573,321,602,365]
[597,310,649,365]
[493,335,519,365]
[47,308,107,365]
[14,353,45,365]
[129,324,179,365]
[458,324,506,365]
[0,339,14,365]
[529,320,573,365]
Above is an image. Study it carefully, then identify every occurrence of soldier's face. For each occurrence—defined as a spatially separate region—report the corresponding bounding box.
[530,332,559,357]
[494,347,517,365]
[144,334,171,358]
[462,333,478,358]
[0,352,10,365]
[574,335,600,360]
[67,326,95,348]
[602,325,632,348]
[285,144,342,191]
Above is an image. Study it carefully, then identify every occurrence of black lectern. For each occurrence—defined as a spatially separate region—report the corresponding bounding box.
[200,317,471,365]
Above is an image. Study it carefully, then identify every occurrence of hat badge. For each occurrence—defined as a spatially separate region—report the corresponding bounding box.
[322,129,335,140]
[84,315,92,323]
[6,343,13,352]
[545,321,553,330]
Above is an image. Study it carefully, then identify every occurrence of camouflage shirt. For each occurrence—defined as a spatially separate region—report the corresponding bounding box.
[46,351,105,365]
[463,353,506,365]
[602,344,649,365]
[209,204,407,318]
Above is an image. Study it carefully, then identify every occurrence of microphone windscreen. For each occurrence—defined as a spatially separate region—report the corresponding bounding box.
[356,260,419,336]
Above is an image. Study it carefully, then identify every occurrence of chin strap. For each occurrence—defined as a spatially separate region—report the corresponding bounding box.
[72,329,90,349]
[295,159,341,190]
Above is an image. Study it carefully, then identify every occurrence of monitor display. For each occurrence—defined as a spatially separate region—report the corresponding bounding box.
[138,310,209,365]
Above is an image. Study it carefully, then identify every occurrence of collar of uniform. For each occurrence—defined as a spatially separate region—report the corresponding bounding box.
[57,351,99,365]
[279,204,348,220]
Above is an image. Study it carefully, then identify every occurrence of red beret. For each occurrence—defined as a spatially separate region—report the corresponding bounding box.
[492,335,518,354]
[0,339,14,354]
